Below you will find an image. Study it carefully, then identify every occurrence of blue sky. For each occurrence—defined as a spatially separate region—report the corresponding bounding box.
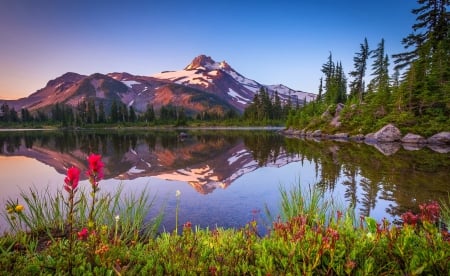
[0,0,418,99]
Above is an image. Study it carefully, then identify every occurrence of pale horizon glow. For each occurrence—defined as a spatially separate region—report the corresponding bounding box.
[0,0,417,100]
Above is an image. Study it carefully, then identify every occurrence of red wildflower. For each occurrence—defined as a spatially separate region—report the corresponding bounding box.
[86,153,104,182]
[419,201,440,223]
[77,227,89,240]
[64,166,80,192]
[183,221,192,229]
[401,211,419,226]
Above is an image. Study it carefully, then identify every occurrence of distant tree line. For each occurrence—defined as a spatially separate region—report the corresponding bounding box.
[243,87,299,123]
[0,98,240,126]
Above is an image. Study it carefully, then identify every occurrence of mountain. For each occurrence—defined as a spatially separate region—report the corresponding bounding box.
[153,55,316,111]
[2,55,316,116]
[0,131,301,195]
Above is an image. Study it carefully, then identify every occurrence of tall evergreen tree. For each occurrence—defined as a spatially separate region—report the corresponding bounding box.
[145,104,155,122]
[98,101,106,123]
[320,54,347,104]
[110,100,119,123]
[321,52,335,93]
[349,38,370,102]
[369,38,390,93]
[317,77,323,103]
[392,0,450,70]
[129,106,136,122]
[392,0,449,116]
[87,99,97,124]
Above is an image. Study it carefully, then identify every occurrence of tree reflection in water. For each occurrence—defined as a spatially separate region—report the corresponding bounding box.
[0,130,449,221]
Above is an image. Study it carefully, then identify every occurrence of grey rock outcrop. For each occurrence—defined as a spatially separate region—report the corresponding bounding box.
[331,133,349,141]
[374,142,401,156]
[364,133,376,143]
[401,133,427,144]
[350,134,365,141]
[427,132,450,145]
[373,124,402,142]
[312,130,322,137]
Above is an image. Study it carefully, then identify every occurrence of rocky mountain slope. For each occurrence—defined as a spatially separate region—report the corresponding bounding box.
[2,55,316,116]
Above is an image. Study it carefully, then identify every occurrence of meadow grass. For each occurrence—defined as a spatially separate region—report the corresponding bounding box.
[1,178,449,275]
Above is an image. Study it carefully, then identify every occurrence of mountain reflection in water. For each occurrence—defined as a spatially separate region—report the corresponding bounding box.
[0,129,449,233]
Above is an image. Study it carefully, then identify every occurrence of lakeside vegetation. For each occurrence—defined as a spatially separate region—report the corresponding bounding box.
[1,154,449,275]
[287,0,449,137]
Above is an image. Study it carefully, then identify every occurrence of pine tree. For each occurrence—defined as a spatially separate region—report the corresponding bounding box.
[321,52,335,94]
[349,38,370,102]
[392,0,449,117]
[145,104,155,122]
[369,38,390,93]
[392,0,449,70]
[320,53,347,104]
[129,106,136,122]
[110,100,119,123]
[87,99,97,124]
[98,101,106,123]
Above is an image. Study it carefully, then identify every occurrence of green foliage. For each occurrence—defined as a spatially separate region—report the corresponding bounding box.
[288,1,449,136]
[1,182,450,274]
[243,87,288,124]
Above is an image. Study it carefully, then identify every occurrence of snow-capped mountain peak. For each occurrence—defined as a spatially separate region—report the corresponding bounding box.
[184,54,232,72]
[153,55,316,111]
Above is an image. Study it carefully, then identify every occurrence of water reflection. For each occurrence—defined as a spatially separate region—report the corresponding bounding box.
[0,130,449,232]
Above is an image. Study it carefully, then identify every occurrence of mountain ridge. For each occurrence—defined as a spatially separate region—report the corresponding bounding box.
[2,55,316,116]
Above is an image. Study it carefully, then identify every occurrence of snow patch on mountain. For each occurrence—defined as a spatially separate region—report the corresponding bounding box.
[122,80,141,88]
[228,89,251,104]
[153,70,212,88]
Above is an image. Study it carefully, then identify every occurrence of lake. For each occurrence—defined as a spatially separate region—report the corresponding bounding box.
[1,129,449,235]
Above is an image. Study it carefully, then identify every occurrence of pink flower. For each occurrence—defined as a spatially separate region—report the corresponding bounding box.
[77,227,89,240]
[86,153,104,182]
[64,166,80,192]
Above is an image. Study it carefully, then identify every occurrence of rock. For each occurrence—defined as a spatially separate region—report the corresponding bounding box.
[350,134,365,141]
[427,132,450,145]
[330,103,345,128]
[427,144,450,153]
[364,133,377,143]
[402,143,426,151]
[334,132,349,138]
[373,142,401,156]
[401,133,427,144]
[373,124,402,142]
[282,128,293,135]
[335,103,345,114]
[331,133,349,141]
[292,130,302,136]
[312,130,322,137]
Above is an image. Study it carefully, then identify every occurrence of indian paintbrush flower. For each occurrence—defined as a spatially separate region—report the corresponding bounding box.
[64,166,81,256]
[64,166,80,192]
[87,153,104,185]
[77,227,89,240]
[86,153,104,227]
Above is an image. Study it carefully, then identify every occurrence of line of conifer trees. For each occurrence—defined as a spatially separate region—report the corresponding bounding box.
[287,0,449,135]
[0,98,239,126]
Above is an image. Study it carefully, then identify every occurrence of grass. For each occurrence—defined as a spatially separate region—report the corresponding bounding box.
[1,172,449,274]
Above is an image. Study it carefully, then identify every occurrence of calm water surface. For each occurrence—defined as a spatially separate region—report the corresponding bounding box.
[0,129,449,234]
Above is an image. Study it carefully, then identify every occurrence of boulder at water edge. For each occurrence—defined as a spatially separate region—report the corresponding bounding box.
[373,124,402,142]
[401,133,427,144]
[427,132,450,145]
